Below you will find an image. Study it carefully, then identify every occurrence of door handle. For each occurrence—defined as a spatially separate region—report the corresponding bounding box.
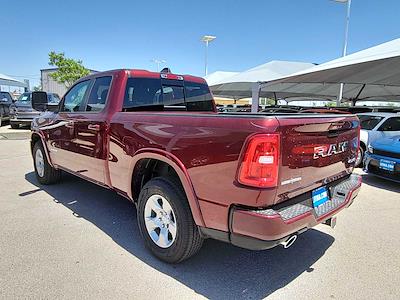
[65,121,74,128]
[88,124,101,131]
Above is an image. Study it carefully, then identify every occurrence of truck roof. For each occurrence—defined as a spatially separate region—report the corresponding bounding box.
[78,69,206,84]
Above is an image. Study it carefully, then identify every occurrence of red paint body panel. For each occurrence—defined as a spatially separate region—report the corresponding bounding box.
[31,69,361,241]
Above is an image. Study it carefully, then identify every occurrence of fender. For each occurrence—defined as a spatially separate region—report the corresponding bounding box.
[31,130,55,168]
[127,148,205,227]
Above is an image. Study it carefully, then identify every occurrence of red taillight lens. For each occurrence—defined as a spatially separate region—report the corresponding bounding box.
[238,134,280,188]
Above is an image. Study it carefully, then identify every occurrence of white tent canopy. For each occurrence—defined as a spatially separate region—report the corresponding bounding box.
[261,38,400,103]
[0,73,27,88]
[204,71,239,86]
[209,60,315,99]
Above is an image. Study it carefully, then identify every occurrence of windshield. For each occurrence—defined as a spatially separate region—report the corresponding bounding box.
[17,93,31,102]
[359,115,384,130]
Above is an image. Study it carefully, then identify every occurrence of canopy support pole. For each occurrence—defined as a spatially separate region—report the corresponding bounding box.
[351,84,366,106]
[251,82,260,113]
[354,84,366,100]
[273,92,278,105]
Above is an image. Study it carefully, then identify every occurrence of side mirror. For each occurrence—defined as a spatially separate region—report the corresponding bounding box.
[32,91,49,112]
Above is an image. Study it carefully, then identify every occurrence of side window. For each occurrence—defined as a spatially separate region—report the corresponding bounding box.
[185,82,214,111]
[86,76,112,112]
[123,77,214,112]
[378,117,400,131]
[124,78,162,109]
[62,80,91,112]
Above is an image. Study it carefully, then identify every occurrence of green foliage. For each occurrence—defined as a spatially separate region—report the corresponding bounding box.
[33,85,42,91]
[48,51,90,88]
[260,98,276,106]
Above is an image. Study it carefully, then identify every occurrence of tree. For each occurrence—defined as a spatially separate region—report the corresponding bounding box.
[33,85,42,91]
[48,51,90,88]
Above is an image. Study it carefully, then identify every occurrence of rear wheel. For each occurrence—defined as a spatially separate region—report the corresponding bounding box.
[33,142,61,184]
[10,123,19,129]
[137,177,203,263]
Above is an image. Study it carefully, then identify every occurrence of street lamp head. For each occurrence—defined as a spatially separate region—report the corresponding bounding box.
[332,0,348,3]
[151,59,166,64]
[201,35,216,43]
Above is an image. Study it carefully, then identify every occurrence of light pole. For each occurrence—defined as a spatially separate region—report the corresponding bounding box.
[151,59,166,72]
[201,35,216,76]
[334,0,352,106]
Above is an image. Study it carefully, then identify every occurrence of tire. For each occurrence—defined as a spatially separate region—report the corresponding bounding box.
[10,123,19,129]
[137,177,203,263]
[33,142,61,184]
[355,146,364,168]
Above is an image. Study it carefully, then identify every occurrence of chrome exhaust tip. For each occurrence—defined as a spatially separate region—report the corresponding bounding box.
[280,235,297,249]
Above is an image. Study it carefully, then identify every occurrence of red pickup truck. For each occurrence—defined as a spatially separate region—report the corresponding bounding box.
[30,69,361,263]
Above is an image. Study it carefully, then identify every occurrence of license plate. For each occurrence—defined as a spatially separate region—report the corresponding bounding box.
[312,186,329,208]
[379,159,395,172]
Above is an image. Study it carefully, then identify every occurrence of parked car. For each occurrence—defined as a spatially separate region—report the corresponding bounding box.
[356,112,400,167]
[364,135,400,183]
[30,69,361,263]
[0,91,14,126]
[9,92,60,128]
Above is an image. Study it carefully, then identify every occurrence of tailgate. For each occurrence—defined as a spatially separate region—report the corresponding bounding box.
[275,114,359,204]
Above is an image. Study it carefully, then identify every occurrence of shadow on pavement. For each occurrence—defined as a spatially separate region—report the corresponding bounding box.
[360,173,400,193]
[24,171,334,299]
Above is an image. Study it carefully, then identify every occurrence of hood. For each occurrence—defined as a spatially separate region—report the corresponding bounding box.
[13,101,34,109]
[371,135,400,153]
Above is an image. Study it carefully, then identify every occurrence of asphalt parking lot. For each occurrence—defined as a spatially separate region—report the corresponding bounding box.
[0,125,399,300]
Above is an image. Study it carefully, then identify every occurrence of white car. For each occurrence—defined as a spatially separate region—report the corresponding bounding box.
[356,112,400,166]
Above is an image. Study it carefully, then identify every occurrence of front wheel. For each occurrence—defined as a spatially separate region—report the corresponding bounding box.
[33,142,61,184]
[137,177,203,263]
[355,146,364,168]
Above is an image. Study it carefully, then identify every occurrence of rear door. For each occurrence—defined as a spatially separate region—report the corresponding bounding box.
[71,76,112,184]
[275,115,360,203]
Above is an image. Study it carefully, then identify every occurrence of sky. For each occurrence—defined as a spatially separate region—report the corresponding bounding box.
[1,0,400,88]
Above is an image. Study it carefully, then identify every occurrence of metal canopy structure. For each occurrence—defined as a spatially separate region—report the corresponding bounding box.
[0,73,27,88]
[208,60,315,100]
[261,38,400,107]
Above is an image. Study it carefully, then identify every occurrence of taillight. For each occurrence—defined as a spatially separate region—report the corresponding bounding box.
[238,134,280,188]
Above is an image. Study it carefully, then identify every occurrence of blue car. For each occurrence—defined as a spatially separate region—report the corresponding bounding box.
[364,135,400,183]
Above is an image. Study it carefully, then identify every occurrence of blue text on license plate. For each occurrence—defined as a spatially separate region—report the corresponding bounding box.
[379,159,395,172]
[312,186,329,207]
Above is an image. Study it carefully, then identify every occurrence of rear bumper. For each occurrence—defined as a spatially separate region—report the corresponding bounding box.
[10,118,33,126]
[364,152,400,183]
[228,174,362,250]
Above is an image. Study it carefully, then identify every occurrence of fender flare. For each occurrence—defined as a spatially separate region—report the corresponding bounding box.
[31,131,55,168]
[127,149,205,227]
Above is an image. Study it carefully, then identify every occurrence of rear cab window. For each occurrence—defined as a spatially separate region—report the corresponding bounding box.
[123,77,214,112]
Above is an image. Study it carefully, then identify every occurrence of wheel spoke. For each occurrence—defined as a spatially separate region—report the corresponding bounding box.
[145,216,161,230]
[158,227,170,247]
[168,222,177,238]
